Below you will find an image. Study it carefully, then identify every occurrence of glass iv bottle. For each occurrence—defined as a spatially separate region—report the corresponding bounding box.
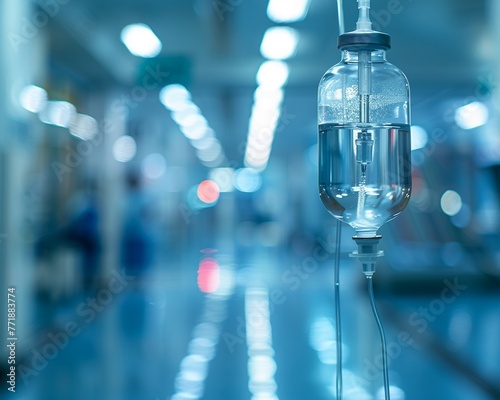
[318,38,412,238]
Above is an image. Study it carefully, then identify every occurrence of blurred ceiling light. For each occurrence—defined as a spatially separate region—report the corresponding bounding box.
[209,168,235,192]
[197,139,223,163]
[260,27,299,60]
[246,129,275,150]
[192,136,218,151]
[214,265,236,298]
[112,135,136,163]
[39,101,76,128]
[267,0,311,23]
[193,322,220,342]
[172,104,202,126]
[162,86,228,168]
[246,146,270,163]
[182,124,211,141]
[249,106,280,131]
[309,317,335,352]
[244,160,267,173]
[180,113,208,131]
[179,353,210,382]
[254,87,284,106]
[455,101,489,130]
[201,154,225,168]
[248,355,277,382]
[410,125,428,151]
[197,180,220,204]
[141,153,166,179]
[244,126,274,170]
[197,258,220,294]
[234,168,262,193]
[120,23,162,58]
[376,385,406,400]
[245,154,271,172]
[188,337,216,361]
[440,190,462,216]
[191,137,219,158]
[69,114,98,140]
[19,85,47,113]
[256,60,289,89]
[191,131,216,150]
[159,84,191,111]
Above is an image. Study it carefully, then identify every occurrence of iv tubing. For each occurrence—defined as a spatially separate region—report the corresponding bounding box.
[334,219,343,399]
[337,0,345,35]
[366,276,391,400]
[358,50,371,123]
[335,1,345,398]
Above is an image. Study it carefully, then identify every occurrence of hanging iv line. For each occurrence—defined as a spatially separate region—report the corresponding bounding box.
[318,0,412,399]
[333,3,344,399]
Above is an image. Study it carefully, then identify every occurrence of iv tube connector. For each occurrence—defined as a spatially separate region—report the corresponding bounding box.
[349,235,383,276]
[338,0,390,52]
[356,0,372,32]
[350,234,391,400]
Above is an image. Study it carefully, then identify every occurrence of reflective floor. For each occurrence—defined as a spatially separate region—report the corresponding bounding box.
[13,230,500,400]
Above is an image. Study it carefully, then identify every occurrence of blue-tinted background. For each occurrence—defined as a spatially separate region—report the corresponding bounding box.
[1,0,500,399]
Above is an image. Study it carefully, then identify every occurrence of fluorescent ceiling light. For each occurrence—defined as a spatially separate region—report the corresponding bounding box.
[209,168,235,193]
[121,23,162,58]
[19,85,47,113]
[256,60,289,89]
[159,84,191,111]
[267,0,311,23]
[39,101,76,128]
[171,103,202,126]
[254,87,284,105]
[455,101,489,130]
[112,135,137,163]
[410,125,428,151]
[233,168,262,193]
[69,114,98,140]
[260,27,299,60]
[440,190,462,216]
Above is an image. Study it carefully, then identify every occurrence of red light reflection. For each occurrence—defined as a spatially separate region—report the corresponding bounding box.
[197,257,220,293]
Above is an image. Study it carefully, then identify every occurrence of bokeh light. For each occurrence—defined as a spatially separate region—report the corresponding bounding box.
[376,385,406,400]
[234,168,262,193]
[112,135,137,163]
[19,85,47,113]
[455,101,489,130]
[411,125,428,151]
[39,101,76,128]
[256,60,289,89]
[69,114,99,140]
[440,190,462,216]
[120,23,162,58]
[197,180,220,204]
[209,168,235,193]
[141,153,166,180]
[160,84,191,111]
[198,258,220,294]
[260,26,299,60]
[267,0,311,23]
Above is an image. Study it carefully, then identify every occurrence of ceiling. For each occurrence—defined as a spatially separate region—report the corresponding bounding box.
[44,0,490,87]
[40,0,494,168]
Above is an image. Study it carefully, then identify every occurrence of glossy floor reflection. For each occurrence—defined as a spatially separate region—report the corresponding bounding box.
[15,243,500,400]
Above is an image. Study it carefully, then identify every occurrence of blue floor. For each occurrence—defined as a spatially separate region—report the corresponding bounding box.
[13,243,500,400]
